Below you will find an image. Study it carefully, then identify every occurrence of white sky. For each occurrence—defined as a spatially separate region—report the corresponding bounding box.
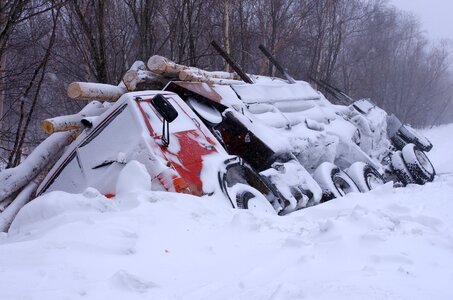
[390,0,453,41]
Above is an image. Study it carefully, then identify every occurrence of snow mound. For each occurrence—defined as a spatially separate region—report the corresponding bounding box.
[116,160,152,196]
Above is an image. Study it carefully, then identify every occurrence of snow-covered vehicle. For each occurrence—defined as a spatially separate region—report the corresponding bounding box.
[0,46,436,230]
[36,91,279,213]
[159,44,435,202]
[171,80,370,202]
[310,79,435,187]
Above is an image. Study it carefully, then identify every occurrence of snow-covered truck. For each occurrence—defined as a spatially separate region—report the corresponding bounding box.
[154,45,435,203]
[0,46,436,229]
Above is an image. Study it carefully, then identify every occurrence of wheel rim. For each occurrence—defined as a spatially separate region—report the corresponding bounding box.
[365,172,384,190]
[414,149,434,175]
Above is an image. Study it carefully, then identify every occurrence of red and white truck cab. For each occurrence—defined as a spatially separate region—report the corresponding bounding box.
[37,91,279,212]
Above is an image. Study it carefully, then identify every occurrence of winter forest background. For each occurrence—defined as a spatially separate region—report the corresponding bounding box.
[1,0,453,168]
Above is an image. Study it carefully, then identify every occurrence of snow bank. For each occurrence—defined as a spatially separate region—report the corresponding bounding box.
[0,127,453,300]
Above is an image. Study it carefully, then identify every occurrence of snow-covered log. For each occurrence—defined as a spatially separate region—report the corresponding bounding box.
[122,69,167,91]
[129,60,147,72]
[147,55,240,83]
[0,130,78,203]
[178,71,243,85]
[0,181,37,232]
[0,193,15,213]
[41,101,109,134]
[147,55,188,76]
[67,82,127,101]
[179,69,238,81]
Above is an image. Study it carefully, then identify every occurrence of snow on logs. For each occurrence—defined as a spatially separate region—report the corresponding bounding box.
[147,55,242,85]
[122,69,166,91]
[68,56,243,104]
[0,131,79,204]
[41,101,109,134]
[67,82,127,101]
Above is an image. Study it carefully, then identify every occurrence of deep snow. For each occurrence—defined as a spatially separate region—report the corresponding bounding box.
[0,125,452,300]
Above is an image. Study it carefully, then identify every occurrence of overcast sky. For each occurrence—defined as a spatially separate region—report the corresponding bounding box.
[390,0,453,41]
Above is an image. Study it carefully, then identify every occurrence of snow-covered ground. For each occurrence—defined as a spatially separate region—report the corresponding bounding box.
[0,125,452,300]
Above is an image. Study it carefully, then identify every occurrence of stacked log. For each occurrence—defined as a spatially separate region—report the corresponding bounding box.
[41,100,109,134]
[67,82,127,101]
[123,69,166,91]
[147,55,241,84]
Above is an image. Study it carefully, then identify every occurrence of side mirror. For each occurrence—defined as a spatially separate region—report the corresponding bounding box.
[152,94,178,123]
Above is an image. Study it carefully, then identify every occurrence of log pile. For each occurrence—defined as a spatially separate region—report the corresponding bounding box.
[66,55,245,102]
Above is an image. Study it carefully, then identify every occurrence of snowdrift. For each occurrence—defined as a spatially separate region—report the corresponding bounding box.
[0,124,452,300]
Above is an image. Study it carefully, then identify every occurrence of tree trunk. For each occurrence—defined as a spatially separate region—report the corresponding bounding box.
[223,0,231,72]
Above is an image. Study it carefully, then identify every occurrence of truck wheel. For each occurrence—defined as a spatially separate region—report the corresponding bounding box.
[313,162,360,202]
[401,143,435,184]
[346,162,385,192]
[391,151,414,186]
[399,125,433,152]
[234,185,276,214]
[218,157,278,213]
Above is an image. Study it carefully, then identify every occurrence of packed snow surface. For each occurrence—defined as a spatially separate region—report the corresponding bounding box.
[1,125,453,300]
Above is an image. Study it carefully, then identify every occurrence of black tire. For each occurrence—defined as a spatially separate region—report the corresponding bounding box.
[313,162,360,202]
[346,162,385,192]
[399,125,433,152]
[391,151,414,186]
[401,143,435,184]
[236,190,254,209]
[390,134,407,151]
[218,157,279,212]
[234,187,275,213]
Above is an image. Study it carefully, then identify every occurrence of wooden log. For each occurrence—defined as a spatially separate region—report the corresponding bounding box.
[147,55,240,83]
[0,181,37,232]
[123,69,167,91]
[178,69,238,81]
[129,60,147,71]
[67,82,127,101]
[0,193,15,213]
[41,101,108,134]
[178,72,244,85]
[147,55,187,76]
[0,130,79,203]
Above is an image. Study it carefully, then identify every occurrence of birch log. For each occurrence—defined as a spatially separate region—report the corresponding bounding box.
[178,69,238,81]
[147,55,240,82]
[41,100,108,134]
[67,82,127,101]
[0,130,78,203]
[0,181,37,232]
[178,70,242,85]
[123,69,167,91]
[147,55,187,76]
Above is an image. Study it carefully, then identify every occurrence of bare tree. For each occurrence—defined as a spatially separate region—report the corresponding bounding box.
[7,7,61,167]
